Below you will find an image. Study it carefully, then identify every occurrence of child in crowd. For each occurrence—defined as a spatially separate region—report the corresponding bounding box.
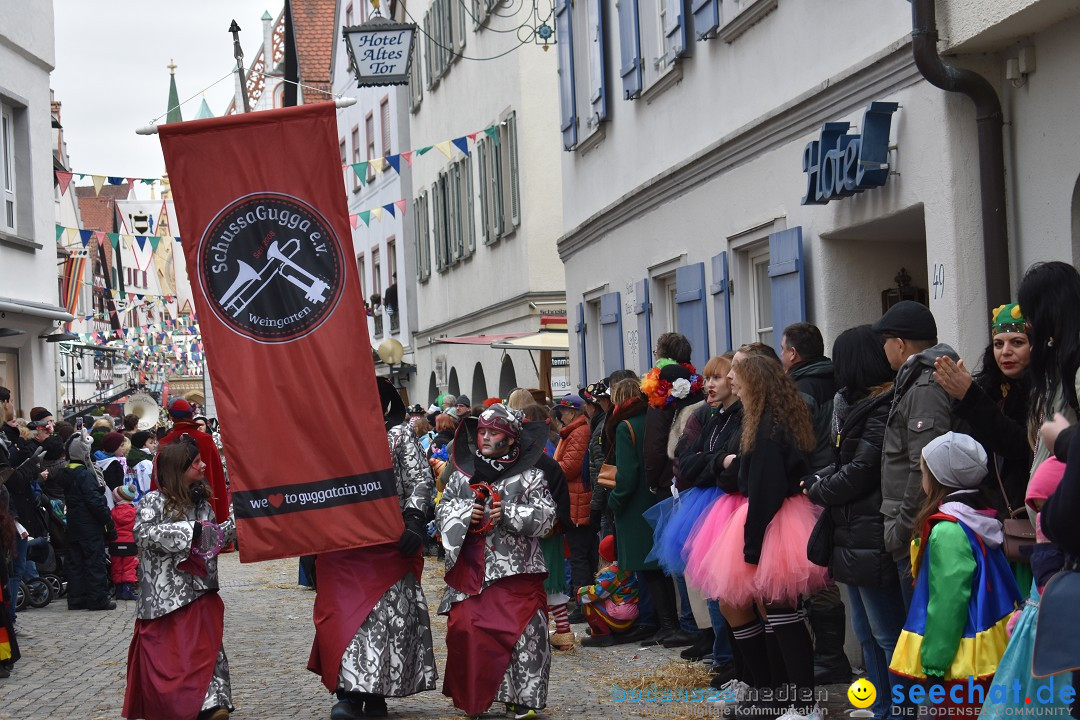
[890,432,1021,713]
[578,535,639,647]
[979,458,1071,718]
[110,484,139,601]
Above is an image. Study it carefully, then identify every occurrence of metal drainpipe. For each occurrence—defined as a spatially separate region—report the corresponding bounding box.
[911,0,1010,305]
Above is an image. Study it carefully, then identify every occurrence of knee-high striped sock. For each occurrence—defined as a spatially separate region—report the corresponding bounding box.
[551,603,571,633]
[730,619,770,688]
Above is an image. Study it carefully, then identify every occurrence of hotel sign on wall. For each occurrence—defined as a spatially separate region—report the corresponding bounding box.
[801,101,899,205]
[343,15,417,87]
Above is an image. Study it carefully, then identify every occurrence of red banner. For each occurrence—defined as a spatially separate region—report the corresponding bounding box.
[158,102,401,562]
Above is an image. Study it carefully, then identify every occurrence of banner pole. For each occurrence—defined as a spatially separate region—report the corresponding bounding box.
[229,20,252,114]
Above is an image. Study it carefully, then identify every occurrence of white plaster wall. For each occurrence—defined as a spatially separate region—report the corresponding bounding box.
[560,0,912,233]
[937,0,1080,52]
[404,0,564,401]
[0,0,60,411]
[1003,13,1080,270]
[563,79,992,385]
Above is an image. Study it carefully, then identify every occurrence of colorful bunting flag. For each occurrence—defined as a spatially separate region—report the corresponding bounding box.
[56,171,73,196]
[434,141,453,160]
[451,137,469,157]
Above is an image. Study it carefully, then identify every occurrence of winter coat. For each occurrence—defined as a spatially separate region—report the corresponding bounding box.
[735,411,810,565]
[1,434,47,538]
[806,385,897,588]
[670,400,705,491]
[586,411,609,525]
[644,391,704,497]
[790,357,837,472]
[60,462,114,541]
[881,344,966,559]
[555,413,592,527]
[677,401,743,490]
[951,373,1032,518]
[536,453,572,533]
[607,399,656,572]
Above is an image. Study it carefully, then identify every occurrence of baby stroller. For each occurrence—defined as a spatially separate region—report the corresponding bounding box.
[33,493,69,602]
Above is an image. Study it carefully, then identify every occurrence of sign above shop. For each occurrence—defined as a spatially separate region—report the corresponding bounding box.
[802,101,899,205]
[343,14,417,87]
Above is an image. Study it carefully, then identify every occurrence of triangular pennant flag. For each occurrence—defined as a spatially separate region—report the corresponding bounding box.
[135,235,147,250]
[55,224,65,241]
[386,155,401,174]
[467,131,479,143]
[349,214,359,229]
[148,235,161,251]
[358,210,371,226]
[401,150,414,167]
[95,232,107,248]
[92,175,105,195]
[56,171,73,196]
[107,177,124,186]
[79,229,93,246]
[372,158,384,177]
[66,228,78,245]
[395,199,407,215]
[352,162,368,186]
[451,137,470,157]
[383,203,396,218]
[371,207,384,221]
[127,178,135,192]
[107,232,119,248]
[434,141,453,160]
[141,178,155,186]
[484,126,499,144]
[415,145,433,156]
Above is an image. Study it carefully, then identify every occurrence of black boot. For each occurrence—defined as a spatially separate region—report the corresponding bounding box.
[363,694,387,717]
[639,570,682,646]
[806,587,852,684]
[680,627,715,660]
[330,692,365,720]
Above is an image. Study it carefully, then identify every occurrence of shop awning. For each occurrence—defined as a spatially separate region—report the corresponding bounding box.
[436,332,529,345]
[0,296,75,323]
[490,332,569,351]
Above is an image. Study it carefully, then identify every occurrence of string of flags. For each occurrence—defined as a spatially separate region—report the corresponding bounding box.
[342,123,497,188]
[54,172,161,197]
[56,225,181,250]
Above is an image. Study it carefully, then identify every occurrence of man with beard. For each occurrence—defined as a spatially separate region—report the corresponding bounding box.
[436,404,556,720]
[308,379,438,720]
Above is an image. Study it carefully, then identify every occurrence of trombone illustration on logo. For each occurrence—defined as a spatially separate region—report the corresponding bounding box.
[199,193,344,343]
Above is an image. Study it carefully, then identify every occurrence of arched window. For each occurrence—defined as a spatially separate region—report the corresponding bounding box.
[471,362,488,404]
[448,367,460,397]
[498,356,517,399]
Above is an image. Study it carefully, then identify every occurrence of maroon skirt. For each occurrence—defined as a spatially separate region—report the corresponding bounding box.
[123,592,225,720]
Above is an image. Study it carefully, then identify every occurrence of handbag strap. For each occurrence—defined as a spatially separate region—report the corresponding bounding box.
[991,453,1024,519]
[623,419,636,447]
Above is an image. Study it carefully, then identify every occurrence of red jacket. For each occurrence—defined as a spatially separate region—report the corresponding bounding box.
[156,421,231,523]
[555,413,592,526]
[111,502,137,543]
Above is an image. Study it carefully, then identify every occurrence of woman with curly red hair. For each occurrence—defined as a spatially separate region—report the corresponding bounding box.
[696,354,828,717]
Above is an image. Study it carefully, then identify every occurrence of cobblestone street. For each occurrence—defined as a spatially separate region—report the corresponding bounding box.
[1,554,858,720]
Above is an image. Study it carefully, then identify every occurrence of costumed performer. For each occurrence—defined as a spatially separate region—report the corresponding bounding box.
[123,436,236,720]
[436,404,556,720]
[309,378,438,719]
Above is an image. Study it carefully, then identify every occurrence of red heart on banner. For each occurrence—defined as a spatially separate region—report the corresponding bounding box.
[268,493,284,509]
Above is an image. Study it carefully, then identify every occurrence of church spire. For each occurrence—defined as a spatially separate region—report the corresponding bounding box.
[166,59,183,124]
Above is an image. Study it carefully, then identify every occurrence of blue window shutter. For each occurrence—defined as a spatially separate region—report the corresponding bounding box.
[768,227,807,357]
[634,278,652,373]
[691,0,719,40]
[599,291,625,375]
[617,0,642,100]
[589,0,607,122]
[663,0,688,61]
[674,263,709,371]
[575,302,588,386]
[555,0,578,150]
[709,251,732,353]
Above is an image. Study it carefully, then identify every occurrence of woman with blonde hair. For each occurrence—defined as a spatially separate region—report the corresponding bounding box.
[693,354,828,716]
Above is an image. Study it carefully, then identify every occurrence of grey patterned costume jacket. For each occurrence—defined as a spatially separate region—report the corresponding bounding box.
[133,491,236,621]
[133,490,236,712]
[334,423,439,696]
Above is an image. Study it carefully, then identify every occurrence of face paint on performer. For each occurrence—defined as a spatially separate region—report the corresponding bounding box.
[478,428,514,457]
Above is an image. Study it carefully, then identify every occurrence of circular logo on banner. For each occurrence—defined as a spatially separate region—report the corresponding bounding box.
[198,193,344,343]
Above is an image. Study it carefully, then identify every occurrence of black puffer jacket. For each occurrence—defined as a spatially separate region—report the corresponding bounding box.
[59,462,113,540]
[806,385,897,588]
[790,357,837,472]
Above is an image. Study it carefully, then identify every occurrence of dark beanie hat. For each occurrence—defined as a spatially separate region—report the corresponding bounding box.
[30,407,53,422]
[131,430,152,449]
[42,436,65,461]
[872,301,938,341]
[102,432,126,454]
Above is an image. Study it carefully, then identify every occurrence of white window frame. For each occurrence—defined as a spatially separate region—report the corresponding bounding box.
[1,103,16,234]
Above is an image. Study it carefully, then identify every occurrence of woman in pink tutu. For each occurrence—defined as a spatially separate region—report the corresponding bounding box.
[709,354,829,717]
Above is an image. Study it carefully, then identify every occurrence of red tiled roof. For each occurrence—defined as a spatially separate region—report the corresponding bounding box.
[290,0,336,103]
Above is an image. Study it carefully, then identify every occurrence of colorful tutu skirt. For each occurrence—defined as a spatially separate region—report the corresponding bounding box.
[979,584,1072,719]
[689,494,828,607]
[683,492,748,592]
[642,495,676,567]
[654,487,725,575]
